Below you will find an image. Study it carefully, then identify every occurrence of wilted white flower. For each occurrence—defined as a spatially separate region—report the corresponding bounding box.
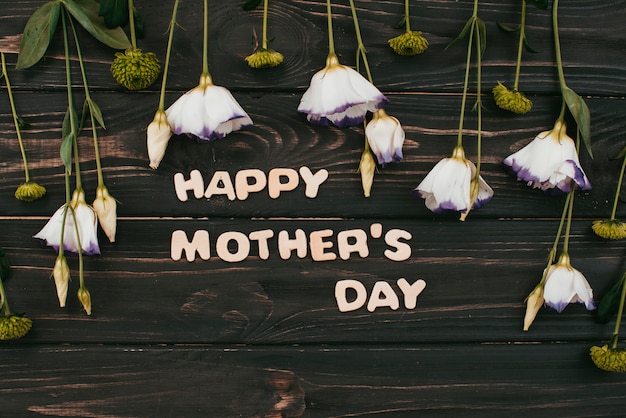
[297,54,388,128]
[166,73,252,142]
[147,109,172,169]
[92,185,117,243]
[543,253,595,313]
[34,190,100,255]
[366,109,405,166]
[503,119,591,193]
[413,146,493,220]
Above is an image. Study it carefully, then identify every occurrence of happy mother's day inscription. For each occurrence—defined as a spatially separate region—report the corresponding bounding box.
[169,167,426,312]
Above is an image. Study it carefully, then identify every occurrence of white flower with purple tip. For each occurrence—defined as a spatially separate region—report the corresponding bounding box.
[298,54,388,128]
[413,146,493,221]
[366,109,405,166]
[166,73,252,142]
[503,119,591,193]
[543,254,595,313]
[34,189,100,255]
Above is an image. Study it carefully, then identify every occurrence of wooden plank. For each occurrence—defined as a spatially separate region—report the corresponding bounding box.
[1,92,624,219]
[2,343,626,417]
[0,1,625,95]
[1,218,622,344]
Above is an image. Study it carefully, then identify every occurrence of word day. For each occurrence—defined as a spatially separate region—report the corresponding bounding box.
[335,279,427,312]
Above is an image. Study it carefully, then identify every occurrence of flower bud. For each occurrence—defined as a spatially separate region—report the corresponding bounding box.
[0,314,32,340]
[77,287,92,316]
[523,284,544,331]
[592,219,626,240]
[590,345,626,372]
[245,48,284,68]
[147,110,172,169]
[110,48,161,90]
[53,255,71,307]
[92,185,118,243]
[492,81,533,115]
[15,181,46,202]
[358,150,376,198]
[388,31,429,56]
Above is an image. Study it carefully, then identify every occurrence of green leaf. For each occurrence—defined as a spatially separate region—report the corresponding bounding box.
[497,22,520,32]
[562,86,592,158]
[16,1,61,69]
[528,0,549,10]
[476,17,487,58]
[614,145,626,160]
[0,247,11,281]
[242,0,262,11]
[86,98,106,129]
[445,17,474,51]
[62,105,79,138]
[523,35,540,53]
[98,0,128,28]
[394,16,407,30]
[61,0,131,50]
[60,133,75,173]
[596,275,625,324]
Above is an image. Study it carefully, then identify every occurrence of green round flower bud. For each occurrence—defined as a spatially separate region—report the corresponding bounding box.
[492,82,533,115]
[592,219,626,240]
[245,48,284,69]
[0,314,32,340]
[590,345,626,372]
[388,31,429,56]
[14,181,46,202]
[110,48,161,90]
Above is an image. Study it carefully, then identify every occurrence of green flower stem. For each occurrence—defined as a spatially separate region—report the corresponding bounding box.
[0,277,11,315]
[537,191,573,287]
[552,0,567,92]
[456,18,476,148]
[404,0,411,32]
[262,0,269,49]
[1,52,31,183]
[348,0,373,83]
[61,9,82,192]
[513,0,527,91]
[158,0,180,111]
[611,272,626,349]
[609,155,626,221]
[561,188,576,255]
[326,0,336,56]
[68,204,85,291]
[58,170,72,260]
[203,0,209,75]
[474,21,483,176]
[128,0,137,49]
[69,18,105,187]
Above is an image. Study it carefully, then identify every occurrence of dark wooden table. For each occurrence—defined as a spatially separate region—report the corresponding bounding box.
[2,0,626,416]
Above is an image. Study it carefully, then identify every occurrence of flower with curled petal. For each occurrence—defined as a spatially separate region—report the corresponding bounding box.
[33,190,100,256]
[492,81,532,115]
[366,109,405,166]
[297,54,388,128]
[166,73,252,142]
[543,254,595,313]
[110,48,161,90]
[503,119,591,193]
[0,314,32,340]
[413,146,493,220]
[388,31,429,56]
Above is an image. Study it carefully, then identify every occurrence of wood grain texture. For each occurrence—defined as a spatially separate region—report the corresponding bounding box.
[2,0,626,416]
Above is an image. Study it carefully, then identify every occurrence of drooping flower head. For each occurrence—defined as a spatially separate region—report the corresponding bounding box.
[111,48,161,90]
[15,181,46,202]
[543,253,595,313]
[0,314,32,340]
[166,73,253,142]
[590,345,626,372]
[413,146,494,220]
[388,31,429,56]
[592,220,626,240]
[33,189,101,256]
[366,109,405,166]
[246,48,284,68]
[298,54,388,128]
[492,81,532,115]
[503,119,591,193]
